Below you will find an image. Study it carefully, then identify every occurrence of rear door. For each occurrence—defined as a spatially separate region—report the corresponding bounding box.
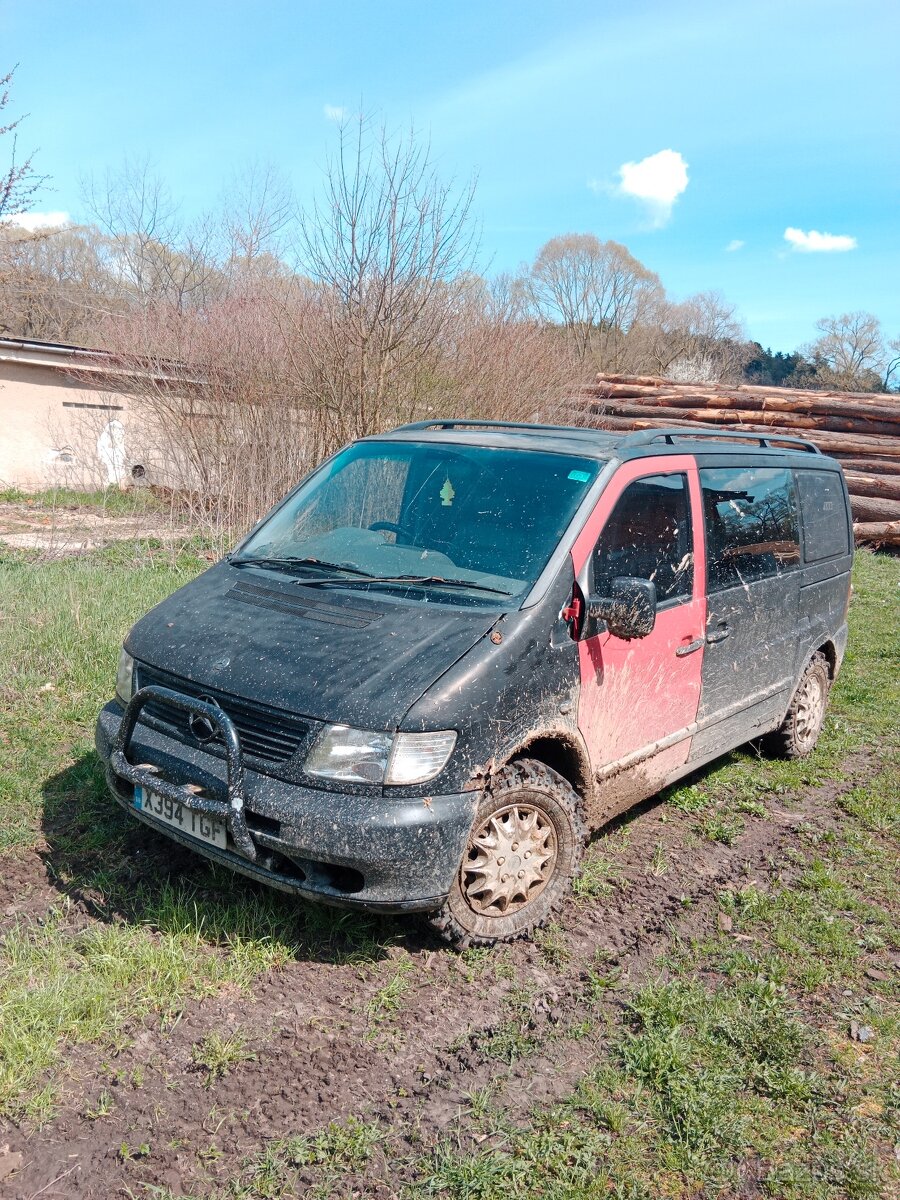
[688,461,802,761]
[570,455,707,823]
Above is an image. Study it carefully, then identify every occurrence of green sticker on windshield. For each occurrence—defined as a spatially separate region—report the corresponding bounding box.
[568,469,591,483]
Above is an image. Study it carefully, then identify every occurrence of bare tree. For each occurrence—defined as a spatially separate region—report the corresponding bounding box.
[621,292,685,377]
[429,273,584,423]
[0,66,47,219]
[290,115,479,453]
[884,334,900,392]
[528,233,661,367]
[668,291,747,382]
[0,221,123,340]
[83,159,222,312]
[806,311,886,391]
[622,289,746,382]
[223,160,294,271]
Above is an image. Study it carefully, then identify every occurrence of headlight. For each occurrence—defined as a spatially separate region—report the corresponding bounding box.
[115,648,135,706]
[386,731,457,785]
[306,725,393,784]
[306,725,456,786]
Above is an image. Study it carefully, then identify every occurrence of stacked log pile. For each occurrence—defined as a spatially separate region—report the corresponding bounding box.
[572,374,900,546]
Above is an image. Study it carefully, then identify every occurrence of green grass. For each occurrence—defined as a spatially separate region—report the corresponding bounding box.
[574,826,630,900]
[839,755,900,834]
[408,813,898,1200]
[477,985,540,1065]
[0,484,165,514]
[0,543,397,1120]
[534,920,571,968]
[237,1117,383,1199]
[0,903,270,1120]
[413,963,890,1199]
[366,958,414,1022]
[191,1031,256,1087]
[0,545,206,852]
[0,543,896,1195]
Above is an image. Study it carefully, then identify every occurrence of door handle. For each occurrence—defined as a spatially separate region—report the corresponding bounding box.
[706,622,730,644]
[675,637,704,657]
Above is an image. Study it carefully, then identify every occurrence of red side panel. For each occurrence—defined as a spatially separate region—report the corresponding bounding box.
[572,457,707,791]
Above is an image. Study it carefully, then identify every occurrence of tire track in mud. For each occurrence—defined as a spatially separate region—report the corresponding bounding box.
[1,764,859,1199]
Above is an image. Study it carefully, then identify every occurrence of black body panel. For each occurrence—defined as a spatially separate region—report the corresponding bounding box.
[691,572,799,759]
[400,566,586,797]
[126,560,501,732]
[691,453,851,761]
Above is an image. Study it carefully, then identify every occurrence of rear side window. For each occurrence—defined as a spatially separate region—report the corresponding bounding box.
[594,473,693,603]
[797,470,850,562]
[700,467,800,592]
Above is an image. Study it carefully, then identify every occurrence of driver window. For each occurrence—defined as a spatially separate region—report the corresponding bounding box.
[593,473,693,604]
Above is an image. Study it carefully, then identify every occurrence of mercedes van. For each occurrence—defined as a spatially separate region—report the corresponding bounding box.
[96,422,853,946]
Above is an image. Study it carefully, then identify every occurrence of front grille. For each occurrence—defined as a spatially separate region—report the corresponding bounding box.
[135,664,311,765]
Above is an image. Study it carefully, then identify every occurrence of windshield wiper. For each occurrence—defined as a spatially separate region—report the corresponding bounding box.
[296,574,513,596]
[230,556,375,578]
[231,558,511,596]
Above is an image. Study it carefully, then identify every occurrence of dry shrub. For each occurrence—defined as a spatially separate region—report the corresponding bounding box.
[98,274,584,539]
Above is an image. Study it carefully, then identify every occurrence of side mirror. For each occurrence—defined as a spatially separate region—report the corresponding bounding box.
[587,576,657,640]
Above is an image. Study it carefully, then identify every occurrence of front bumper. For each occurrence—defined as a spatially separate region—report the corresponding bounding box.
[96,694,476,913]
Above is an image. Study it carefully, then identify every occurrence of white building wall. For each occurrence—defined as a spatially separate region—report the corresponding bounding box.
[0,349,175,490]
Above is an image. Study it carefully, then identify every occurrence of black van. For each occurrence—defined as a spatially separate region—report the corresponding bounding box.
[96,423,853,946]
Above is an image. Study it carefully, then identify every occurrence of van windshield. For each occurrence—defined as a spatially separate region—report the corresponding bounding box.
[235,440,602,602]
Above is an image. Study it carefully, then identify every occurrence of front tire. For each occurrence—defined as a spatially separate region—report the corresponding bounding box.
[762,651,831,760]
[428,758,586,948]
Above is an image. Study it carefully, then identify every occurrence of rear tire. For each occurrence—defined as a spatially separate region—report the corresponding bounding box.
[761,651,830,760]
[427,758,586,949]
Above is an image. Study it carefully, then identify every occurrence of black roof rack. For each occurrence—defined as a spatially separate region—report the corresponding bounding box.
[396,419,589,435]
[389,420,822,456]
[620,427,821,454]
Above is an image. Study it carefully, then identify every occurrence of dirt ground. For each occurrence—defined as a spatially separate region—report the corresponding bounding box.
[0,502,181,554]
[0,755,875,1200]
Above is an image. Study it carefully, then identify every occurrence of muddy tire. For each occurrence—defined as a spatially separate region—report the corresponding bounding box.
[761,652,831,760]
[428,758,586,949]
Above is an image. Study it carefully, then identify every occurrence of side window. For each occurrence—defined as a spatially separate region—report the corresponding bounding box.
[797,470,850,562]
[700,467,800,592]
[594,473,693,603]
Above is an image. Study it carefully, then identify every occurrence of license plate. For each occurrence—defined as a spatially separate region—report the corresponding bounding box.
[134,786,227,850]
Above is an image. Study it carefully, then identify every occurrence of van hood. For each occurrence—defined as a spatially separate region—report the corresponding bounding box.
[126,562,502,730]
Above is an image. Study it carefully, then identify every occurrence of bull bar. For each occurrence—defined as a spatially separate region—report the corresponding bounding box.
[108,685,257,861]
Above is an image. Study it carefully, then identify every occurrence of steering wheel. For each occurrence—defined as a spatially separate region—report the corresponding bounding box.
[368,520,412,541]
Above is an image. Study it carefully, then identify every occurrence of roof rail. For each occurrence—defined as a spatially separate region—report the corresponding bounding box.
[395,418,584,434]
[620,427,822,454]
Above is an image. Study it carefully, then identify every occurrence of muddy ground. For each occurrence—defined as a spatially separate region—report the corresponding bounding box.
[0,752,875,1200]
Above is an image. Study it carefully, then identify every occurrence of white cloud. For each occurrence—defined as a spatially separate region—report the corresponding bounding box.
[726,239,745,252]
[323,104,347,122]
[611,149,689,227]
[784,227,856,253]
[1,210,70,231]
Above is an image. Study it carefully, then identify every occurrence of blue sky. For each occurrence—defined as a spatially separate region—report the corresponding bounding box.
[3,0,897,351]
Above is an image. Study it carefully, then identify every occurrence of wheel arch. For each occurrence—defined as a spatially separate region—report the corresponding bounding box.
[505,729,594,808]
[816,639,838,679]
